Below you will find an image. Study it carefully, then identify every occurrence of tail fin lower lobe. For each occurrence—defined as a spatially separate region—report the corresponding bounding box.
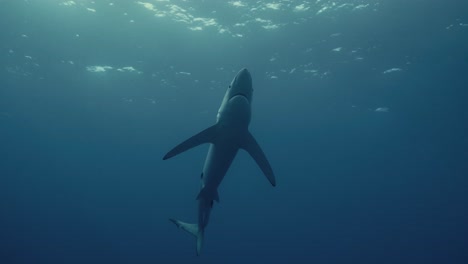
[169,219,204,256]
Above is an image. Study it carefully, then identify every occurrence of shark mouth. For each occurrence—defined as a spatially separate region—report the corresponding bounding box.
[231,92,248,99]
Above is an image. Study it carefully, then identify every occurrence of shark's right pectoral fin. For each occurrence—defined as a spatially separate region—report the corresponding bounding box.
[241,132,276,187]
[163,125,218,160]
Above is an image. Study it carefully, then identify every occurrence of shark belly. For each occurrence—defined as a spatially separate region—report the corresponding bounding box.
[200,140,239,200]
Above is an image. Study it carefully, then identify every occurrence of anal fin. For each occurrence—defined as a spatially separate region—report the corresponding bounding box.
[196,187,220,202]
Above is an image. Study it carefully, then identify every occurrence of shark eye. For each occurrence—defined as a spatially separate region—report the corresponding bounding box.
[228,85,231,89]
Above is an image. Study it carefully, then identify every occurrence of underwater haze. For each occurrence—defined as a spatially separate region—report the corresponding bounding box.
[1,0,468,263]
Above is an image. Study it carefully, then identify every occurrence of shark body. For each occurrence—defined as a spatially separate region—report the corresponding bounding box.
[163,68,275,255]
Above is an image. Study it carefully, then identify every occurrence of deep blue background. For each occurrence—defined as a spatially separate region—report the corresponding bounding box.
[1,0,467,263]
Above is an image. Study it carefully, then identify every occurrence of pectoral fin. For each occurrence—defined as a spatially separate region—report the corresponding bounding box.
[241,132,276,186]
[163,125,218,160]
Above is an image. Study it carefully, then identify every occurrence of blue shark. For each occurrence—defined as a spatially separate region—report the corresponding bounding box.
[163,68,276,255]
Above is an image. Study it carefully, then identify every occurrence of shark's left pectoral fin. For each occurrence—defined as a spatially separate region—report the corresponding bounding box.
[163,125,218,160]
[241,132,276,186]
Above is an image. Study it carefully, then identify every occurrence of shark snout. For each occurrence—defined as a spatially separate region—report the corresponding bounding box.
[237,68,251,80]
[234,68,252,88]
[230,68,253,102]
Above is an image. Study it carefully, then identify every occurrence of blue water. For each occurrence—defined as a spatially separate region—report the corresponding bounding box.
[1,0,467,263]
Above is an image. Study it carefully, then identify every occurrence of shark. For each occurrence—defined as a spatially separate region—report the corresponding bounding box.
[163,68,276,255]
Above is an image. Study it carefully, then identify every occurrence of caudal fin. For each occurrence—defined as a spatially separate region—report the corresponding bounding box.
[169,219,204,256]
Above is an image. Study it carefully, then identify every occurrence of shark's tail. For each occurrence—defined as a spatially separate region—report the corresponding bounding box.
[169,218,204,256]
